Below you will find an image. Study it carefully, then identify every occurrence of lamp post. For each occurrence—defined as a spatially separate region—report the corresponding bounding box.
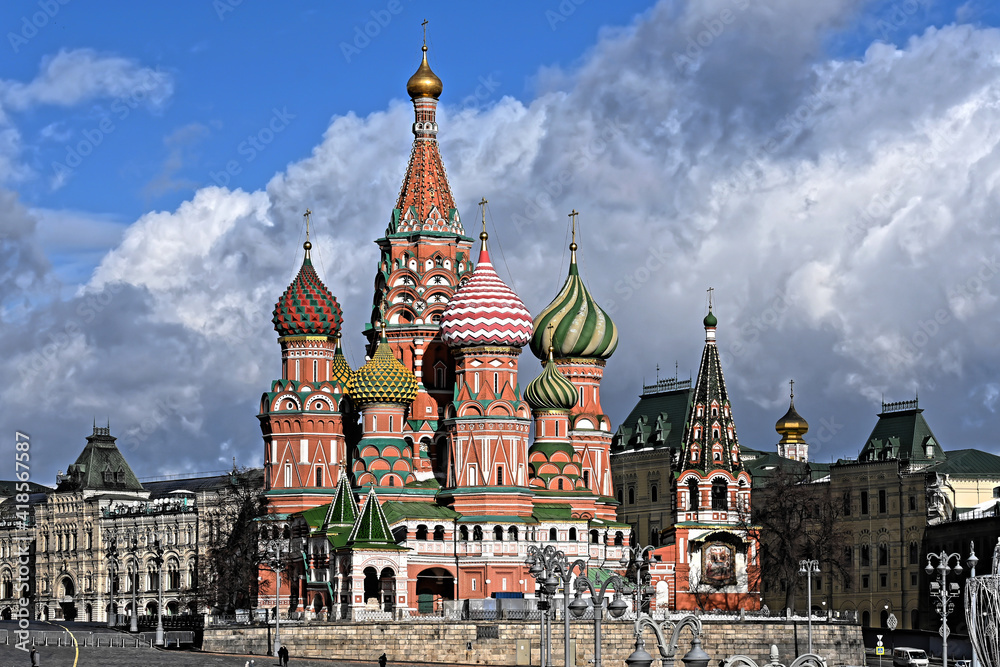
[266,540,288,659]
[925,549,974,667]
[527,545,578,667]
[625,613,710,667]
[127,525,139,633]
[798,559,820,655]
[569,572,631,667]
[103,527,121,628]
[620,545,655,618]
[151,531,166,647]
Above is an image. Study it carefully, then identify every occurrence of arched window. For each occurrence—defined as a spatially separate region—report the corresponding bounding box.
[459,526,469,541]
[614,531,624,546]
[508,526,518,542]
[549,528,558,541]
[711,479,728,510]
[558,478,564,491]
[617,489,623,504]
[568,528,577,541]
[878,544,888,567]
[688,479,699,510]
[590,529,600,544]
[493,526,504,541]
[415,525,428,540]
[651,485,658,502]
[473,526,483,541]
[433,525,445,541]
[628,488,635,504]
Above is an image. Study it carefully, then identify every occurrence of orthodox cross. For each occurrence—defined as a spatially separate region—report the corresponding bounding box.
[479,197,488,235]
[422,19,428,46]
[707,286,714,311]
[568,209,579,245]
[304,208,312,241]
[789,379,795,401]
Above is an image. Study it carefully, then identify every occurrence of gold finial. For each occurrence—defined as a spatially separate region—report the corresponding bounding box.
[478,197,488,243]
[546,322,556,352]
[407,20,442,99]
[303,208,313,256]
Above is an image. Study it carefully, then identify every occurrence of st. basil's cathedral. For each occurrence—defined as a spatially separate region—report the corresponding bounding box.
[257,43,759,619]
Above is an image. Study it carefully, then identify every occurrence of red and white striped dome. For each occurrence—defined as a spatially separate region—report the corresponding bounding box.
[440,241,533,348]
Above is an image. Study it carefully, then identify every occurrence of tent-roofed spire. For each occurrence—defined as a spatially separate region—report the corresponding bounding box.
[347,489,406,550]
[681,298,742,473]
[324,471,358,529]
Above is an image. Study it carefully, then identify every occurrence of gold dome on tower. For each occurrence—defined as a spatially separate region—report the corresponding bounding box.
[775,380,809,451]
[406,45,443,100]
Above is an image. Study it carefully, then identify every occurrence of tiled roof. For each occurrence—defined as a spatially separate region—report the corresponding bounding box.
[272,251,343,337]
[932,449,1000,476]
[613,382,693,452]
[858,405,945,463]
[57,426,144,493]
[382,501,460,525]
[347,331,418,405]
[347,489,406,551]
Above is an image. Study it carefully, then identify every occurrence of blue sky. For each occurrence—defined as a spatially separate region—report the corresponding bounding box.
[4,0,1000,483]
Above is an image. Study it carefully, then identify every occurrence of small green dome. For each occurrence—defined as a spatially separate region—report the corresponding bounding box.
[703,311,718,328]
[525,347,578,411]
[347,329,418,406]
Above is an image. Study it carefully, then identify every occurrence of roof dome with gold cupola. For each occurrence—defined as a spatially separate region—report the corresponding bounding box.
[530,216,618,361]
[272,237,343,338]
[347,324,418,406]
[406,45,443,100]
[330,333,354,390]
[775,381,809,442]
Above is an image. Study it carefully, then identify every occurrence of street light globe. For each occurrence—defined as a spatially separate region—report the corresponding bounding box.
[608,595,628,618]
[681,636,711,667]
[925,564,934,575]
[625,643,654,667]
[569,596,589,618]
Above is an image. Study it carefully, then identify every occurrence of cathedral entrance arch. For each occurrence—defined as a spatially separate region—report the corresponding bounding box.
[415,567,454,614]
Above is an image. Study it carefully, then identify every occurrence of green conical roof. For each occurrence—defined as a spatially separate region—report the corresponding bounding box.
[324,473,358,528]
[347,489,406,550]
[525,347,578,411]
[347,327,418,406]
[530,246,618,361]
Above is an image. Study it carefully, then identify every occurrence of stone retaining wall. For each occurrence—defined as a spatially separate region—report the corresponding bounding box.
[203,619,865,666]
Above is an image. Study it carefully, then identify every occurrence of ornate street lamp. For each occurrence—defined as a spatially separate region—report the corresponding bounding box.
[966,539,999,667]
[570,572,632,667]
[620,545,655,617]
[926,548,975,667]
[102,527,121,628]
[127,525,139,633]
[526,544,581,667]
[798,560,820,654]
[151,529,166,647]
[265,540,289,659]
[626,613,710,667]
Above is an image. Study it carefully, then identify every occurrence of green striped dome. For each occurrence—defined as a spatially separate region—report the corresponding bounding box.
[347,330,417,406]
[530,254,618,361]
[330,334,354,390]
[525,347,577,411]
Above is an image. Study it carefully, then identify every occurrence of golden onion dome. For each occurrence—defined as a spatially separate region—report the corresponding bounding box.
[347,326,418,406]
[775,390,809,441]
[330,333,354,391]
[406,45,443,100]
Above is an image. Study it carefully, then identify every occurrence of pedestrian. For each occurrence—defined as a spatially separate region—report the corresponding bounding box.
[279,645,289,666]
[30,647,39,666]
[379,652,387,667]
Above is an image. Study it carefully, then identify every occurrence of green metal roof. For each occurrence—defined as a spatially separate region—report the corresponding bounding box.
[57,426,144,493]
[858,402,945,463]
[382,501,460,525]
[932,449,1000,476]
[612,380,693,452]
[531,504,574,521]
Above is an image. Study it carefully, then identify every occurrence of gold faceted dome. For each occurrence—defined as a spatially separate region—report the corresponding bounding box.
[775,401,809,439]
[406,46,443,99]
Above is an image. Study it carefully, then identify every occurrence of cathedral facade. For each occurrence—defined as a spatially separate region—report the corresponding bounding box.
[258,44,631,619]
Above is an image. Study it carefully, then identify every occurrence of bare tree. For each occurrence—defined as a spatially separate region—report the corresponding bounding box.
[738,466,851,611]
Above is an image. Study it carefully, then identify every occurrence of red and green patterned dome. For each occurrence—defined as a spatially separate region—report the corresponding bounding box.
[347,327,418,406]
[524,347,577,411]
[330,333,354,389]
[272,244,343,337]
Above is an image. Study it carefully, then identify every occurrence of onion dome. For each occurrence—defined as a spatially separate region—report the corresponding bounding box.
[347,325,418,406]
[330,333,354,389]
[273,241,343,337]
[530,238,618,360]
[525,347,578,411]
[775,382,809,441]
[406,45,443,100]
[703,311,718,328]
[440,228,532,348]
